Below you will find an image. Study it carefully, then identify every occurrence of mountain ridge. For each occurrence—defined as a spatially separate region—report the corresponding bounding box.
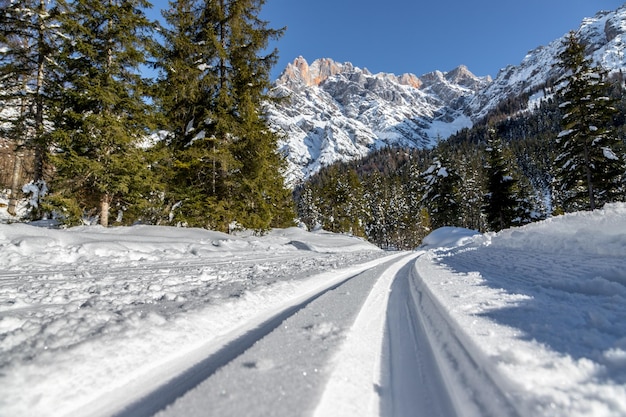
[267,58,490,184]
[266,4,626,185]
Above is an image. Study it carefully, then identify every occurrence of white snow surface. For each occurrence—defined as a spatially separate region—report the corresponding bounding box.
[417,203,626,417]
[1,203,626,416]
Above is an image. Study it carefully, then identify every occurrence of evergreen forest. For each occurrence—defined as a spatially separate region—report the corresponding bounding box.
[294,33,626,248]
[1,0,294,232]
[1,0,625,248]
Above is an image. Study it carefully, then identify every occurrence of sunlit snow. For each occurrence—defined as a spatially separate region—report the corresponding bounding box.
[1,203,625,416]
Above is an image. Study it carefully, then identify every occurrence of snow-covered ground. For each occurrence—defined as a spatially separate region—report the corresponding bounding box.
[1,203,625,416]
[416,204,626,417]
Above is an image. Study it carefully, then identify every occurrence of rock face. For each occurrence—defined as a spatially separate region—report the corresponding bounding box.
[266,57,490,184]
[266,4,626,185]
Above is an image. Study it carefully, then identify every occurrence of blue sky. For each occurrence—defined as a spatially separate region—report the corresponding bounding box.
[147,0,626,80]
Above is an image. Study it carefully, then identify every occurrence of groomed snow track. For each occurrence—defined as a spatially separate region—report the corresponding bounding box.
[89,252,523,417]
[402,257,524,417]
[111,258,389,417]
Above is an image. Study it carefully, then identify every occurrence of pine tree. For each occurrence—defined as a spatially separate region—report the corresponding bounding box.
[0,0,55,215]
[419,144,461,229]
[317,167,367,236]
[47,0,158,226]
[554,32,625,212]
[482,133,519,231]
[295,183,321,230]
[363,171,390,247]
[156,0,226,221]
[455,144,486,231]
[157,0,293,231]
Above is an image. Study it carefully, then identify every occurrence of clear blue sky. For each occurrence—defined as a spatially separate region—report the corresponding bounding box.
[147,0,626,80]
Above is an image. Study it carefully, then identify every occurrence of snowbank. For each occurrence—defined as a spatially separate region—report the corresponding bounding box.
[420,226,480,249]
[415,203,626,417]
[0,224,379,270]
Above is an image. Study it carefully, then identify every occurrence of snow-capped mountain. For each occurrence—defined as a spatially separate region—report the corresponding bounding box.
[267,4,626,185]
[468,3,626,120]
[266,58,490,185]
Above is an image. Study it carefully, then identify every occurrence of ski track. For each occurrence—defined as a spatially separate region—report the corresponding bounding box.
[0,248,387,417]
[0,242,551,417]
[6,249,528,417]
[113,254,404,417]
[150,254,412,417]
[2,246,534,417]
[108,251,517,417]
[380,260,458,417]
[60,252,406,417]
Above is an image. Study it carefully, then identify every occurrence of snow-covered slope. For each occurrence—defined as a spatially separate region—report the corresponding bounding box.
[468,3,626,120]
[266,57,489,185]
[267,4,626,184]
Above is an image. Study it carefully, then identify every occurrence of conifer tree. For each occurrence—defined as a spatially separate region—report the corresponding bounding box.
[47,0,157,226]
[554,32,625,211]
[0,0,55,215]
[295,183,321,230]
[363,171,390,247]
[419,144,461,229]
[157,0,293,231]
[482,133,519,231]
[317,167,367,236]
[455,145,486,231]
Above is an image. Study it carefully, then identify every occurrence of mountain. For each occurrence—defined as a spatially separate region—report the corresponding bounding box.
[266,58,490,185]
[266,4,626,185]
[468,4,626,120]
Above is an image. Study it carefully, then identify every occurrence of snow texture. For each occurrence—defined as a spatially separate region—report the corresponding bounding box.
[1,204,626,416]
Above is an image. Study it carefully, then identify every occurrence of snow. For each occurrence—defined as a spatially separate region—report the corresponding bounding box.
[558,128,574,138]
[415,203,626,416]
[0,224,383,417]
[421,226,480,249]
[1,204,626,416]
[603,146,619,160]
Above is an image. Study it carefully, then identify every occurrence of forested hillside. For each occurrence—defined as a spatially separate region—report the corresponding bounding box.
[295,47,626,248]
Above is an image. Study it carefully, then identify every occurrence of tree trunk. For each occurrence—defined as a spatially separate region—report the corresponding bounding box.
[33,0,47,183]
[7,151,24,216]
[583,144,596,210]
[100,194,111,227]
[9,91,28,217]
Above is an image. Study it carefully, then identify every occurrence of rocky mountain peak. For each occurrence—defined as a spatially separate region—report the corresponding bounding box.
[397,73,422,88]
[267,59,486,185]
[447,65,492,89]
[278,56,428,90]
[267,4,626,186]
[277,57,351,88]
